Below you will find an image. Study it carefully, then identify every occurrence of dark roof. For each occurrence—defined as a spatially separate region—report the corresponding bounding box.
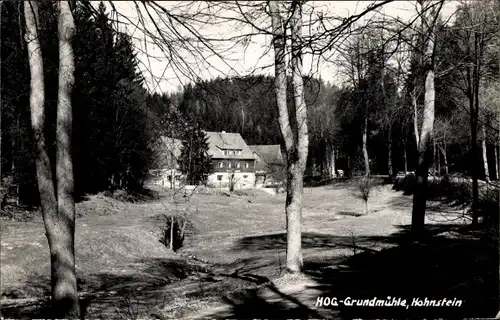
[248,145,284,166]
[204,131,255,160]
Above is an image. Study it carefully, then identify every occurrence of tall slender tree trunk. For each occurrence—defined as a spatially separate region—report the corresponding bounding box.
[441,143,449,175]
[387,136,393,178]
[413,93,420,148]
[494,145,499,180]
[403,143,408,174]
[469,27,486,226]
[288,1,308,273]
[329,146,336,178]
[270,1,308,273]
[54,1,80,317]
[363,116,370,177]
[411,0,442,235]
[470,114,479,225]
[432,135,437,176]
[481,124,490,182]
[468,68,479,225]
[12,123,17,205]
[437,141,441,176]
[25,1,79,317]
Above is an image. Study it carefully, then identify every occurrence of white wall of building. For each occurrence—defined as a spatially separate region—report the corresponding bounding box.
[207,171,256,189]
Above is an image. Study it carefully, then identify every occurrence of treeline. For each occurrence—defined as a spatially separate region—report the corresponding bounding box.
[154,1,499,181]
[2,0,498,208]
[1,1,155,206]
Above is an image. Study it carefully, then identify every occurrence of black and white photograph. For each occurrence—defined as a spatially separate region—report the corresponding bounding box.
[1,0,499,318]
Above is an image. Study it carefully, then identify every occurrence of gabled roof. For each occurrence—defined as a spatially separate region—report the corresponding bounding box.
[152,136,183,169]
[204,131,255,160]
[248,145,284,165]
[159,136,183,159]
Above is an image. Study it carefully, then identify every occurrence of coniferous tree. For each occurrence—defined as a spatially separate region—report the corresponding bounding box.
[179,123,212,185]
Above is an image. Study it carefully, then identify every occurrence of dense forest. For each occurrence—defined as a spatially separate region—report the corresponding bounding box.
[2,1,155,206]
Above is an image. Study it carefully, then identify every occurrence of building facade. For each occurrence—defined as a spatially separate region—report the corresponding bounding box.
[149,136,184,188]
[205,131,256,189]
[151,132,287,190]
[248,144,285,187]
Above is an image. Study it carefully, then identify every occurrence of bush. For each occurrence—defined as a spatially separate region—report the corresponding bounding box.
[160,215,189,251]
[353,177,382,214]
[478,185,499,228]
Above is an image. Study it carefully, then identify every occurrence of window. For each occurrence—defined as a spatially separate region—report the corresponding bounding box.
[217,175,223,181]
[228,162,232,168]
[243,175,248,179]
[236,163,241,169]
[218,162,223,168]
[245,163,249,168]
[224,150,228,155]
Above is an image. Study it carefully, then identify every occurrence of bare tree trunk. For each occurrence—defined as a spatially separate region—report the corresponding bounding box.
[432,136,436,176]
[468,68,479,225]
[481,124,490,182]
[25,2,79,317]
[170,216,174,250]
[441,143,449,175]
[270,1,308,273]
[495,145,499,180]
[387,137,393,178]
[437,141,441,175]
[363,116,370,177]
[413,93,420,148]
[470,115,479,225]
[12,125,17,205]
[54,1,80,317]
[289,1,308,273]
[411,0,442,236]
[329,147,336,178]
[404,144,408,174]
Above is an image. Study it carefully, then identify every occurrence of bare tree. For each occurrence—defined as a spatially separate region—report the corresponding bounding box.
[55,0,80,316]
[481,124,490,182]
[269,0,309,272]
[24,1,80,316]
[441,0,498,224]
[411,0,444,235]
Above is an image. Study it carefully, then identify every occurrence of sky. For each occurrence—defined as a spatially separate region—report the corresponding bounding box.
[98,1,459,94]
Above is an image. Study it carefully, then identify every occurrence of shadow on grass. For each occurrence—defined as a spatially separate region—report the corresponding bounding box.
[0,258,200,319]
[2,226,497,319]
[302,224,498,319]
[233,231,382,252]
[202,225,497,319]
[217,282,326,318]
